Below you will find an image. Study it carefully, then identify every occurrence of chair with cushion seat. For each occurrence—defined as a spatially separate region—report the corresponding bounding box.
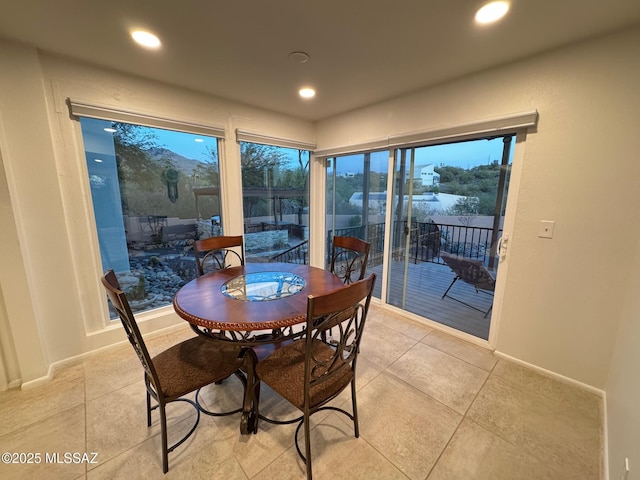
[439,251,496,317]
[101,269,247,473]
[329,235,371,284]
[193,234,277,433]
[193,235,244,276]
[255,274,376,480]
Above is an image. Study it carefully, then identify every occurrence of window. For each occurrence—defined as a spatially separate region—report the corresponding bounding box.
[239,141,310,263]
[325,150,389,295]
[79,117,222,317]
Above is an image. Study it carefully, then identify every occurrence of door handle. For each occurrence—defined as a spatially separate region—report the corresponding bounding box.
[497,234,509,259]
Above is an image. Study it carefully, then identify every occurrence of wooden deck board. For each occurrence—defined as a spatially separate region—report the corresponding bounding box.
[367,260,493,339]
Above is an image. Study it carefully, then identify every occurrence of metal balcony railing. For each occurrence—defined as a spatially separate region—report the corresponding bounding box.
[328,221,502,268]
[262,220,502,269]
[269,240,308,264]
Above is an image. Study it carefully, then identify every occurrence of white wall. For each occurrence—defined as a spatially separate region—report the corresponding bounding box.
[0,39,315,385]
[317,25,640,478]
[0,41,59,382]
[1,25,639,478]
[605,236,640,480]
[317,25,640,391]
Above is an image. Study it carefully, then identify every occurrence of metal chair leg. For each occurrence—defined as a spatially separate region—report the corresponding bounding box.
[442,276,460,299]
[304,414,313,480]
[159,402,169,474]
[146,390,152,427]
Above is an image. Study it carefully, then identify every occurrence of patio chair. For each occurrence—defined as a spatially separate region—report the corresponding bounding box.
[329,236,371,284]
[193,235,244,276]
[101,270,247,473]
[255,274,376,480]
[414,221,441,263]
[439,251,496,317]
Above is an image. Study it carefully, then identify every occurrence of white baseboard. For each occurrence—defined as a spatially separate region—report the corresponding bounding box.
[602,393,609,480]
[494,350,608,480]
[493,350,606,397]
[19,322,190,390]
[6,379,21,390]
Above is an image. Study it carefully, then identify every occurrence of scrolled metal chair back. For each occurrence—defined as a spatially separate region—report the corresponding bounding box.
[101,270,159,387]
[305,274,375,397]
[329,236,371,284]
[194,235,244,276]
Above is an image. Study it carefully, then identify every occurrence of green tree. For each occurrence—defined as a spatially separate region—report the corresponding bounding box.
[240,142,289,219]
[193,145,220,187]
[113,124,172,215]
[241,142,287,187]
[451,197,480,215]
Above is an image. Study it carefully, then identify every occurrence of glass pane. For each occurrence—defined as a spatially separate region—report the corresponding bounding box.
[239,142,310,264]
[325,151,388,296]
[80,117,221,318]
[386,137,513,339]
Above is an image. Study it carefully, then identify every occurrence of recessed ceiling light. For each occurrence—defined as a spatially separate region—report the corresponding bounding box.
[299,87,316,99]
[103,127,117,133]
[194,138,204,143]
[131,30,161,49]
[475,1,509,24]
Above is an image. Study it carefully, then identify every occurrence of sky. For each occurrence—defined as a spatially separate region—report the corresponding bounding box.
[336,137,512,175]
[153,128,217,162]
[152,127,512,172]
[414,138,511,169]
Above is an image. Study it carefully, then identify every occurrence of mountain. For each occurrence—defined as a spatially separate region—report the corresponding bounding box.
[147,147,204,175]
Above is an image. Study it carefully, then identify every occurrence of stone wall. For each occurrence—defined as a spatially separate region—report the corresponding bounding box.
[244,230,289,253]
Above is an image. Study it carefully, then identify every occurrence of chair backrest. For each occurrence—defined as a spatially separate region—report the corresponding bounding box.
[101,270,161,389]
[329,236,371,284]
[304,274,376,402]
[440,252,496,291]
[193,235,244,276]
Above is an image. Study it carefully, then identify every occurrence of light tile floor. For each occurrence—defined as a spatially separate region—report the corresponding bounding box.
[0,305,604,479]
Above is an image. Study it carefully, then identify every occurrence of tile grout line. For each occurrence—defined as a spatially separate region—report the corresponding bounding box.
[424,358,498,479]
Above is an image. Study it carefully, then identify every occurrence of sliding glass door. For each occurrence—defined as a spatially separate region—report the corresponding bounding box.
[325,136,513,339]
[386,136,513,339]
[325,151,389,297]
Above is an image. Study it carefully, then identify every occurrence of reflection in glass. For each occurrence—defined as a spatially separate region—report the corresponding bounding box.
[239,142,310,263]
[221,271,305,301]
[79,117,222,318]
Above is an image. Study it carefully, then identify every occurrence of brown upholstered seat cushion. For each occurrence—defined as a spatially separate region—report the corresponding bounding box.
[256,339,353,409]
[152,336,241,399]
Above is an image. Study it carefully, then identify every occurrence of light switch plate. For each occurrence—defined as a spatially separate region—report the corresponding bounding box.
[539,220,555,239]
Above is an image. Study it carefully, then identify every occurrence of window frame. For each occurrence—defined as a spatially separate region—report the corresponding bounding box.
[69,100,227,328]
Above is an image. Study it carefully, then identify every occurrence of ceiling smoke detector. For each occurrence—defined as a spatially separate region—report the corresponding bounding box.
[289,51,310,63]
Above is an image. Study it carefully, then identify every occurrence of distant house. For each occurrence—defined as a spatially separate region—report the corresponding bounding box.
[349,191,471,214]
[420,164,440,187]
[348,192,387,213]
[403,164,441,186]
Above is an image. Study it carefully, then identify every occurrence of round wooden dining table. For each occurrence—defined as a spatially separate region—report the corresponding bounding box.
[172,262,345,433]
[173,262,345,332]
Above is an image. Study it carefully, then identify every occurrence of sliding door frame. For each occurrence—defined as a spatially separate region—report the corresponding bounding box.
[314,111,538,348]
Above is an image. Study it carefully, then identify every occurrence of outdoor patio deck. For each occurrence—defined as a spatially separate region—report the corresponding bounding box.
[368,259,493,340]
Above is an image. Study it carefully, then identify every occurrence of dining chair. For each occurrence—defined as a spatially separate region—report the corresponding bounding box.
[255,274,376,480]
[329,235,371,284]
[193,235,244,276]
[101,269,247,473]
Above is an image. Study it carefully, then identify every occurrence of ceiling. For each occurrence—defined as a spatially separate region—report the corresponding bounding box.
[1,1,639,121]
